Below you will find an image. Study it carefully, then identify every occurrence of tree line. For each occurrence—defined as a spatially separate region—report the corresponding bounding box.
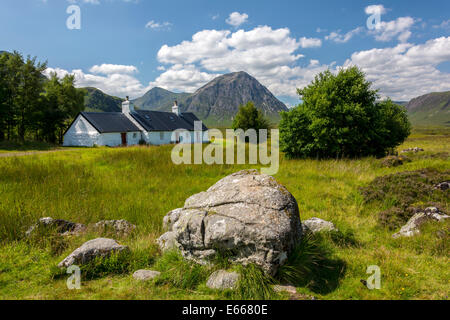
[0,51,85,143]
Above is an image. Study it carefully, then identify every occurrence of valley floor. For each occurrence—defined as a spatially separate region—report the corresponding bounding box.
[0,132,448,300]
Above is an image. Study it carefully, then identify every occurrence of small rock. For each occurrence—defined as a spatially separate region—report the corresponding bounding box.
[302,217,338,234]
[401,147,424,153]
[393,207,449,238]
[94,220,136,235]
[26,217,86,237]
[132,269,161,281]
[58,238,129,268]
[206,270,240,290]
[162,208,184,231]
[434,181,450,191]
[380,155,411,167]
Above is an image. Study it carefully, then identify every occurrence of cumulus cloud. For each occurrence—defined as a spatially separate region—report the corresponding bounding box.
[325,27,364,43]
[364,4,387,15]
[370,16,415,43]
[45,64,149,99]
[226,12,248,27]
[299,37,322,48]
[344,36,450,100]
[89,64,138,74]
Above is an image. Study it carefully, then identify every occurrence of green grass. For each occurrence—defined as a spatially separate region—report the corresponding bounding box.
[0,132,449,300]
[0,140,60,153]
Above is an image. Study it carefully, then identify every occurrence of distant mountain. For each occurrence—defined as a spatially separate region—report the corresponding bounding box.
[134,71,287,125]
[182,71,288,124]
[83,87,124,112]
[405,91,450,126]
[132,87,190,112]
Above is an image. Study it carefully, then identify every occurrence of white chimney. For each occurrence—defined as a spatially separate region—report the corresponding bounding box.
[122,96,134,113]
[172,100,180,116]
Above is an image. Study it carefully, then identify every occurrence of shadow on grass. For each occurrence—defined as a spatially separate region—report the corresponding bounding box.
[277,233,347,295]
[0,140,58,151]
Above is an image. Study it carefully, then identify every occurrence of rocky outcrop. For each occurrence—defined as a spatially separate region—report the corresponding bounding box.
[58,238,129,268]
[94,219,136,236]
[157,170,302,275]
[302,217,338,234]
[26,217,86,237]
[393,207,449,238]
[206,270,240,290]
[401,147,424,153]
[132,270,161,281]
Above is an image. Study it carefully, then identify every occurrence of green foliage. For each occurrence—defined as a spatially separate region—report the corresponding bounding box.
[276,233,346,294]
[153,250,209,289]
[280,67,411,158]
[232,101,270,138]
[231,264,276,300]
[0,51,84,143]
[83,87,123,112]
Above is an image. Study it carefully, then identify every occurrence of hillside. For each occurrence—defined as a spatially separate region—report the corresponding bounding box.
[406,91,450,127]
[83,87,124,112]
[132,87,190,112]
[134,71,288,126]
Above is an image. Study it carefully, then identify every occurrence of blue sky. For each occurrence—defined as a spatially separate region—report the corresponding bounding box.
[1,0,449,104]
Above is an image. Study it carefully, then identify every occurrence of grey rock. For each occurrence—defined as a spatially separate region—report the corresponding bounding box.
[132,269,161,281]
[393,207,449,238]
[26,217,86,237]
[273,284,297,294]
[434,181,450,191]
[401,147,424,153]
[58,238,129,268]
[206,270,240,290]
[162,208,184,231]
[158,169,302,275]
[157,231,179,252]
[302,217,338,234]
[94,219,136,235]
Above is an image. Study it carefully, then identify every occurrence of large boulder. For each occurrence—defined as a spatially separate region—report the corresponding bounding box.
[393,207,449,238]
[157,169,302,275]
[58,238,129,268]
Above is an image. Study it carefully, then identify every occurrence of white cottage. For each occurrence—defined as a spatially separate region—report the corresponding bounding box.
[63,98,209,147]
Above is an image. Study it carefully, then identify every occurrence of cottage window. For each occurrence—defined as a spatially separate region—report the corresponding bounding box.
[133,133,137,138]
[160,132,164,140]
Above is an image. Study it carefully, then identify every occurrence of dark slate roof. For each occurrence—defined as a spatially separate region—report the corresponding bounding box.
[80,112,141,133]
[130,110,208,132]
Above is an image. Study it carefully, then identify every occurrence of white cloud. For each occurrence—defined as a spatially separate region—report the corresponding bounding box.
[150,64,219,93]
[344,36,450,100]
[370,16,415,43]
[145,20,172,30]
[365,4,387,15]
[89,64,138,74]
[45,64,149,99]
[226,12,248,27]
[433,19,450,29]
[325,27,364,43]
[299,37,322,48]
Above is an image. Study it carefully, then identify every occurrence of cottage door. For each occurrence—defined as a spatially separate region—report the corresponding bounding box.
[121,133,127,146]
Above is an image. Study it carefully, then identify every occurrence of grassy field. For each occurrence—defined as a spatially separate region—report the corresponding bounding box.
[0,132,448,300]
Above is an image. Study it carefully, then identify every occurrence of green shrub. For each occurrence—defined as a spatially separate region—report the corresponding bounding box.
[280,66,411,158]
[232,101,270,141]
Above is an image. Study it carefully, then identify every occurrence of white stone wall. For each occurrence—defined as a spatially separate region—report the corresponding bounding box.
[63,115,100,147]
